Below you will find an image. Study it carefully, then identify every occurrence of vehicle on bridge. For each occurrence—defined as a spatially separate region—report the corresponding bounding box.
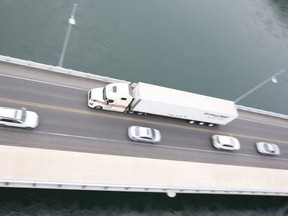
[0,107,39,129]
[256,142,280,155]
[128,126,161,144]
[88,82,238,126]
[212,135,240,151]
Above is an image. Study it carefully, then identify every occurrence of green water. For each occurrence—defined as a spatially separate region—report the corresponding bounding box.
[0,0,288,113]
[0,188,287,215]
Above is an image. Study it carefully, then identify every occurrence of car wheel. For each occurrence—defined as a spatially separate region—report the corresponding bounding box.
[95,106,103,110]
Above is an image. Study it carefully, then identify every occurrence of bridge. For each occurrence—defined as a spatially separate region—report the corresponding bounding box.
[0,55,287,197]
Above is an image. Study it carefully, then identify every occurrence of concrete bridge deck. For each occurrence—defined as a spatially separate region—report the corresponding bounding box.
[0,55,288,197]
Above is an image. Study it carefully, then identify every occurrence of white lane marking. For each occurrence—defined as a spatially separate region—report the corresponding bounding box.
[34,130,288,162]
[0,73,87,91]
[238,117,288,129]
[157,144,288,161]
[34,130,131,144]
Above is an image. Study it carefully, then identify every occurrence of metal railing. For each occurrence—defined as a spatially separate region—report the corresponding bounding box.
[1,179,287,197]
[236,105,288,120]
[0,55,128,84]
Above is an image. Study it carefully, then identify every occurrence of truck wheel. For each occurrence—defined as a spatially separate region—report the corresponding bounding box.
[208,123,214,127]
[188,120,194,124]
[198,122,204,125]
[95,106,103,110]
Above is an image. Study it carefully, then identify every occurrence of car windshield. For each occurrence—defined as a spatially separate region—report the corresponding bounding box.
[135,127,140,137]
[264,143,274,152]
[15,109,26,122]
[150,128,156,139]
[223,144,233,147]
[103,88,107,101]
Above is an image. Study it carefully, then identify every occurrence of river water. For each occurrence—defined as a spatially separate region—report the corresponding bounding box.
[0,188,288,216]
[1,0,288,113]
[1,0,288,215]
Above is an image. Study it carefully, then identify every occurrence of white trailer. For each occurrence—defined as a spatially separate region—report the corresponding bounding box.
[130,82,238,125]
[88,82,238,126]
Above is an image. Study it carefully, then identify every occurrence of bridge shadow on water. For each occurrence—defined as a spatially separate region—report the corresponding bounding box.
[0,188,287,215]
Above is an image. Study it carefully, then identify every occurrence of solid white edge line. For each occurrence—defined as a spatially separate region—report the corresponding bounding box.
[0,73,87,91]
[33,130,288,162]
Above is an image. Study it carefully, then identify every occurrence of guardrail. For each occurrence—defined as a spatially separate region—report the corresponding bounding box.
[236,105,288,120]
[1,55,288,120]
[0,55,128,84]
[1,179,288,197]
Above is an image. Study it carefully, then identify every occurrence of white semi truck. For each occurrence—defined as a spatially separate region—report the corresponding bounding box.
[88,82,238,126]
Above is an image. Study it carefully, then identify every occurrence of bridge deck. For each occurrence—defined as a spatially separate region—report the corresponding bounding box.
[0,56,287,196]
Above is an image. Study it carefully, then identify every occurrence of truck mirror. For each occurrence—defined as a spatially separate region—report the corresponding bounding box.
[107,99,114,104]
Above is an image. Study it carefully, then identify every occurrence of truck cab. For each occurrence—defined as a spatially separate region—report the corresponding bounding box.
[88,83,133,112]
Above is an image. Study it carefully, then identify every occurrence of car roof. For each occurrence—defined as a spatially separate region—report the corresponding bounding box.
[218,136,235,145]
[0,107,18,119]
[138,126,153,138]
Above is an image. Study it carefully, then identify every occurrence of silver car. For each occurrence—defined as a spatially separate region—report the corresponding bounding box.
[0,107,39,129]
[212,135,240,151]
[256,142,280,155]
[128,126,161,144]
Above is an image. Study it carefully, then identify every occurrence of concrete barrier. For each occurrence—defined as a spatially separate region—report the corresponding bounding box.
[1,179,288,197]
[236,105,288,120]
[0,55,128,84]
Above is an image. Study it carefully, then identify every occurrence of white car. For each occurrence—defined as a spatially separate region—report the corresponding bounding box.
[128,126,161,144]
[256,142,280,155]
[0,107,39,129]
[212,135,240,151]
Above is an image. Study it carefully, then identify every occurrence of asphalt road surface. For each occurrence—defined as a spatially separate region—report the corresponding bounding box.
[0,73,288,170]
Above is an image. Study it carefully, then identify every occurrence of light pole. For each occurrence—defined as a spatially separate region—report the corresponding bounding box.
[234,69,286,104]
[58,3,77,67]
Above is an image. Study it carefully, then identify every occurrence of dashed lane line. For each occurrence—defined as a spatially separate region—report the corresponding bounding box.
[0,97,288,145]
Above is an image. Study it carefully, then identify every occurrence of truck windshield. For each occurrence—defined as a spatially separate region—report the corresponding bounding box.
[103,88,108,101]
